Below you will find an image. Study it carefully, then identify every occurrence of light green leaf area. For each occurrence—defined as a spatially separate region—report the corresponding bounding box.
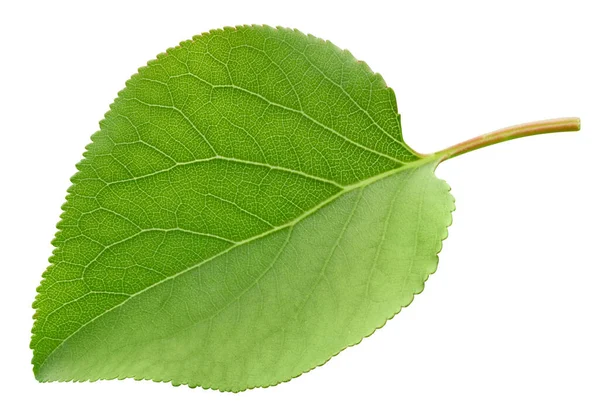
[32,25,454,391]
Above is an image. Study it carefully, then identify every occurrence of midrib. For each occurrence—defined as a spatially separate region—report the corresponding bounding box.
[36,154,439,374]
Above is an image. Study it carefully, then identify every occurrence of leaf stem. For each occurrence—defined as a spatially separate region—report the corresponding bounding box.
[434,117,581,161]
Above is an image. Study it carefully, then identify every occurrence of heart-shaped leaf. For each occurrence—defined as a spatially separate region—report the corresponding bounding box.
[31,25,579,391]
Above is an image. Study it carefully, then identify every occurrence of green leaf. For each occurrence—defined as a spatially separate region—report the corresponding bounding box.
[31,25,579,392]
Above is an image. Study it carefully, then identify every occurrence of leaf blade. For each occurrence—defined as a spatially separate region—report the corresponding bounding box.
[32,25,453,390]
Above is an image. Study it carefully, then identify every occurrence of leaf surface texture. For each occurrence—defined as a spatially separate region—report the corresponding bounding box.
[32,25,454,391]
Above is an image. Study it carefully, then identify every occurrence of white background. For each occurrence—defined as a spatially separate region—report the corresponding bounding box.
[1,1,598,416]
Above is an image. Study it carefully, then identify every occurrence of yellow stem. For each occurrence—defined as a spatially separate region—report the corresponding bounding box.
[435,117,581,161]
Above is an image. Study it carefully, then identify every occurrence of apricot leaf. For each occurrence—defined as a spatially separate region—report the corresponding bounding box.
[31,25,579,391]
